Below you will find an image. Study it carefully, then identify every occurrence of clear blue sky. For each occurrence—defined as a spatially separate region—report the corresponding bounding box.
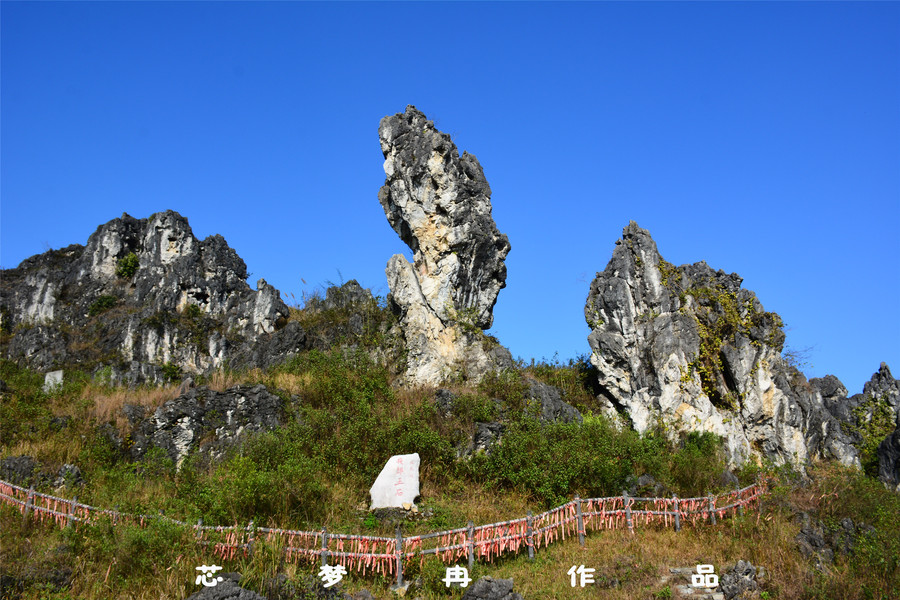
[2,2,898,395]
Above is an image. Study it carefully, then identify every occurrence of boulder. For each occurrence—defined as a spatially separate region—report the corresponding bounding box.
[719,560,760,600]
[461,577,523,600]
[584,222,859,468]
[0,455,39,486]
[369,453,420,509]
[186,579,266,600]
[378,106,513,385]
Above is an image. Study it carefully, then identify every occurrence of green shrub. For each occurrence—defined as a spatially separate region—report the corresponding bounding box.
[88,295,118,316]
[668,431,726,496]
[451,393,498,423]
[160,361,181,382]
[478,369,528,415]
[115,252,139,278]
[465,416,662,507]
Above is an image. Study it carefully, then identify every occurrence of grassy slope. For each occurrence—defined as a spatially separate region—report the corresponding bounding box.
[1,302,898,599]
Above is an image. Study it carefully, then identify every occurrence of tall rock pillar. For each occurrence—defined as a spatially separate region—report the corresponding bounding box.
[378,106,512,384]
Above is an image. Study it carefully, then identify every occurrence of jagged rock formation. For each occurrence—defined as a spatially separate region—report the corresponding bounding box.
[125,383,286,467]
[378,106,513,384]
[584,221,860,468]
[0,210,306,383]
[878,429,900,492]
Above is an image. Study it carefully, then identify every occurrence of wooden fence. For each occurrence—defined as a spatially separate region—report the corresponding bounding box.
[1,479,764,586]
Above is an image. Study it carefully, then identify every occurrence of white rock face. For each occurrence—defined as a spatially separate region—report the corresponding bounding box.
[585,222,860,468]
[369,453,420,510]
[378,106,513,385]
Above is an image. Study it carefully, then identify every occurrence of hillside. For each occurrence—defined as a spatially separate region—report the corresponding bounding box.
[1,107,899,600]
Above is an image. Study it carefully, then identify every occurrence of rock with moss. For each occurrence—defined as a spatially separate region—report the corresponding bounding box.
[378,106,514,385]
[0,210,306,383]
[584,221,859,468]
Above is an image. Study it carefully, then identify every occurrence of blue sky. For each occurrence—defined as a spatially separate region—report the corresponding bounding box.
[2,2,898,395]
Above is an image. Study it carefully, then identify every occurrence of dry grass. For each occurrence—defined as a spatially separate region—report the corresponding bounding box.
[207,368,263,392]
[4,435,84,473]
[265,371,313,396]
[73,383,182,434]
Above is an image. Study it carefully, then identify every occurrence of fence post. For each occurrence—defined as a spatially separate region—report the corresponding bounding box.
[195,518,203,540]
[247,520,255,558]
[673,495,680,532]
[526,511,534,561]
[22,486,35,523]
[575,496,585,546]
[737,486,744,517]
[320,526,328,567]
[395,525,404,587]
[467,521,475,572]
[67,497,78,528]
[623,492,633,534]
[708,495,716,525]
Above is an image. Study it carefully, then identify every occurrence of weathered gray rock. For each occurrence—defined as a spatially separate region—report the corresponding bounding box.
[378,106,513,385]
[1,211,305,383]
[53,464,83,488]
[0,455,38,486]
[795,515,834,570]
[878,426,900,492]
[186,579,266,600]
[816,363,900,438]
[461,577,523,600]
[585,222,859,468]
[812,364,900,489]
[525,379,582,424]
[129,384,285,467]
[719,560,759,600]
[794,512,875,569]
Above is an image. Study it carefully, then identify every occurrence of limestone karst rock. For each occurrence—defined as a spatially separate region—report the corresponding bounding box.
[127,384,285,468]
[813,363,900,490]
[378,106,513,384]
[584,221,860,468]
[0,210,305,383]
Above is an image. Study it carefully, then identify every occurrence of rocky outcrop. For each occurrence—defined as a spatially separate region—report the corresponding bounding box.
[813,363,900,489]
[127,384,286,467]
[1,211,307,383]
[877,427,900,492]
[794,512,875,570]
[719,560,763,600]
[584,222,860,468]
[378,106,513,384]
